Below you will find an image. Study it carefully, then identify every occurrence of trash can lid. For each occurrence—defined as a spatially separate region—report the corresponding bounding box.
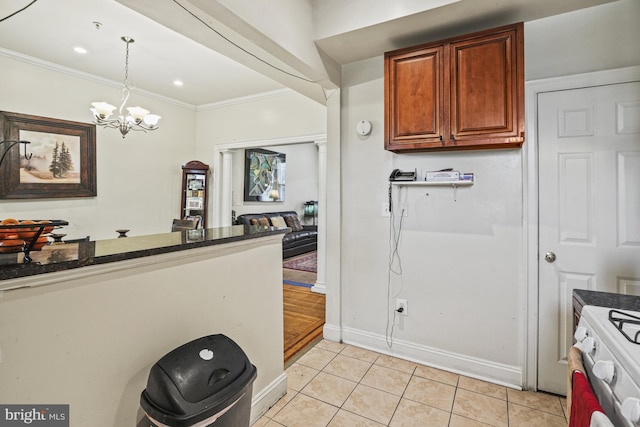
[142,334,256,418]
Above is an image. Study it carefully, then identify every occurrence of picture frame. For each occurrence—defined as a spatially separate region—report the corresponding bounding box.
[187,198,203,209]
[244,148,286,202]
[0,111,97,199]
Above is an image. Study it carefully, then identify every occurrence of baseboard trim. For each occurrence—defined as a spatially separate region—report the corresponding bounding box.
[341,327,522,390]
[323,323,342,343]
[311,281,326,294]
[250,372,287,424]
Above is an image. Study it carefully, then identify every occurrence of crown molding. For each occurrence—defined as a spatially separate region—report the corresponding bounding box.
[0,47,196,111]
[197,88,296,111]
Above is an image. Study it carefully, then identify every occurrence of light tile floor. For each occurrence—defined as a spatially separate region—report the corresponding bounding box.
[254,340,567,427]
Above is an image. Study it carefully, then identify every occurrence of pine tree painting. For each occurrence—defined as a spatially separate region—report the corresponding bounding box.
[48,142,74,178]
[19,130,81,184]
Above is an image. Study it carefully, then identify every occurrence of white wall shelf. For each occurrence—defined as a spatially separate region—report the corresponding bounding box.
[391,179,473,202]
[391,180,473,187]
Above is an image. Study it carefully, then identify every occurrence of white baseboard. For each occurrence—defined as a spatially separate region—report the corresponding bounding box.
[250,372,287,424]
[341,327,523,390]
[311,281,326,294]
[322,323,342,343]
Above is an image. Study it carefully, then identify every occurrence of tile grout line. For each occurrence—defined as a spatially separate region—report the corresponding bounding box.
[373,359,417,426]
[506,386,510,427]
[447,380,458,427]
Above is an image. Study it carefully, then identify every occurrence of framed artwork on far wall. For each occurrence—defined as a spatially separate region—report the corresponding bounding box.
[244,148,286,202]
[0,111,97,199]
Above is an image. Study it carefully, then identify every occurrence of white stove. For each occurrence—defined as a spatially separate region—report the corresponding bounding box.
[575,305,640,426]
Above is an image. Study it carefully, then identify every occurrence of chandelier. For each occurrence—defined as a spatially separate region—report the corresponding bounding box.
[90,36,161,138]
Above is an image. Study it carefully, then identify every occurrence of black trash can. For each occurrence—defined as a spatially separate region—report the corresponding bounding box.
[141,334,257,427]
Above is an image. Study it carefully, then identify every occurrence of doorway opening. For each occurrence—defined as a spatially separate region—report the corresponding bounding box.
[283,251,325,364]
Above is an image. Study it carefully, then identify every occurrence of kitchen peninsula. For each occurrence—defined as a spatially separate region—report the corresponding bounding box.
[0,225,286,283]
[0,225,288,426]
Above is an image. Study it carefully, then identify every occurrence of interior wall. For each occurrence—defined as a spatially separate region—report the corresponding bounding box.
[195,90,327,150]
[525,0,640,80]
[0,54,196,241]
[337,0,640,386]
[341,56,522,372]
[195,90,326,223]
[231,143,319,220]
[314,0,459,39]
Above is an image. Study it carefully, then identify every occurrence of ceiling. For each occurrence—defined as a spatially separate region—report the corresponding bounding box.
[0,0,285,107]
[0,0,617,108]
[314,0,618,65]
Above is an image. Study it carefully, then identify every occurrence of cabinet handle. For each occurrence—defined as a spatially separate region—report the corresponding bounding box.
[450,134,456,141]
[439,135,444,142]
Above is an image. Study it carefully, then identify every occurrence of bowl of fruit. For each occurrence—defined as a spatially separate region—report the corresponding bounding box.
[0,219,66,254]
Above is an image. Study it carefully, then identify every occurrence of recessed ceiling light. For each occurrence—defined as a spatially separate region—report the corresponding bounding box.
[173,80,184,87]
[74,46,88,54]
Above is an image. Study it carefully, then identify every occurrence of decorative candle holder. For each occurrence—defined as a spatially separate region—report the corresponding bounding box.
[49,233,66,245]
[116,229,129,238]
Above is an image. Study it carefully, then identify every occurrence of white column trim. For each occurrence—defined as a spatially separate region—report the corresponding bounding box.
[312,138,327,294]
[220,150,234,227]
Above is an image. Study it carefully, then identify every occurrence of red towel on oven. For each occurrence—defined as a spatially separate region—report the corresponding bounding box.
[569,370,606,427]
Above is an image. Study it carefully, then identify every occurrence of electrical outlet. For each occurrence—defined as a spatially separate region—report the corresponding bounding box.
[395,298,408,316]
[380,202,390,217]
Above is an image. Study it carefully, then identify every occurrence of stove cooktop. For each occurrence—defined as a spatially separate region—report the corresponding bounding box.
[608,309,640,345]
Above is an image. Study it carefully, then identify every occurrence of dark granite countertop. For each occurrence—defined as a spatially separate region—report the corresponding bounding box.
[574,289,640,311]
[0,225,286,282]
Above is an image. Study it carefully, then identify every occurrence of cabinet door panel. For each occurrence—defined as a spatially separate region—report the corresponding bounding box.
[449,27,524,147]
[385,46,445,150]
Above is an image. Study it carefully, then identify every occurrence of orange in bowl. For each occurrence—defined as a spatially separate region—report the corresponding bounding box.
[31,235,49,251]
[37,220,54,234]
[0,237,25,253]
[0,229,18,239]
[17,220,39,239]
[0,218,19,238]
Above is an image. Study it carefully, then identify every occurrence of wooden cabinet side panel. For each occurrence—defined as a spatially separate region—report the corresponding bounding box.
[385,47,445,150]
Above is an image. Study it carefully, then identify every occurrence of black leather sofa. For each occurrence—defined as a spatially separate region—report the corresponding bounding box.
[235,211,317,259]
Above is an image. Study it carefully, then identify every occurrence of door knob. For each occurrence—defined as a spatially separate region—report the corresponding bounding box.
[545,252,556,263]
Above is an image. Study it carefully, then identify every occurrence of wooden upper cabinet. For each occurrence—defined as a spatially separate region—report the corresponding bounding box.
[385,23,524,153]
[385,45,445,150]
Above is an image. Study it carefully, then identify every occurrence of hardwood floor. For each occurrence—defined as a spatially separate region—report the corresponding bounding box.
[282,264,325,364]
[283,266,317,285]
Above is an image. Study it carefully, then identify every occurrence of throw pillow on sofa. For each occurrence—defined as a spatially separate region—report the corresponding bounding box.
[250,217,270,227]
[283,214,303,232]
[270,216,287,228]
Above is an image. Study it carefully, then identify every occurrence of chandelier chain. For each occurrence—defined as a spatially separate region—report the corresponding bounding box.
[123,38,131,90]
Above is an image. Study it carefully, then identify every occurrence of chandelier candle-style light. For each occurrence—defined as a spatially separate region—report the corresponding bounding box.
[90,36,161,138]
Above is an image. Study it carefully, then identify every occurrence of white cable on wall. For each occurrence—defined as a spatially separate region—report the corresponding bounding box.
[385,183,406,348]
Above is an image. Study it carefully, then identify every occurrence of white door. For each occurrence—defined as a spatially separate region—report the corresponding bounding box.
[537,81,640,394]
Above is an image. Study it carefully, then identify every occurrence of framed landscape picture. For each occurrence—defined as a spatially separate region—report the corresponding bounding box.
[0,111,97,199]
